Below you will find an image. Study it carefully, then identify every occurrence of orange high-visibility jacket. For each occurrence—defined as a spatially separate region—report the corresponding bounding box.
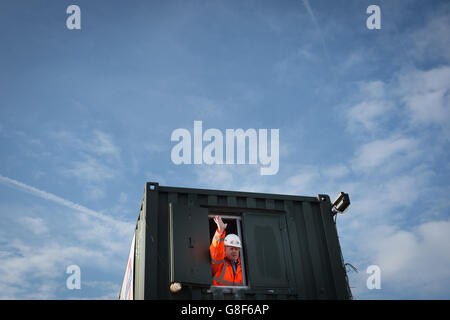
[210,229,243,286]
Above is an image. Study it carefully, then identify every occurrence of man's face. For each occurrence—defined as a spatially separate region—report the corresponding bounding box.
[225,246,240,262]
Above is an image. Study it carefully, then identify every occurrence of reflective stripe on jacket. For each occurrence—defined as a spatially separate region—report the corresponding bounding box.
[210,229,243,286]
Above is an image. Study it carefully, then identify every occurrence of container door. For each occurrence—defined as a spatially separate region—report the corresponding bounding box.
[169,203,212,286]
[242,212,291,288]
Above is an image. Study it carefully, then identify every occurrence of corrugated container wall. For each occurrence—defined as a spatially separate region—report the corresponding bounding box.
[120,182,352,300]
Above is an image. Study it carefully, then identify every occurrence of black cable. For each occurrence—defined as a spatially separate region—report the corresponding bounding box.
[345,263,359,273]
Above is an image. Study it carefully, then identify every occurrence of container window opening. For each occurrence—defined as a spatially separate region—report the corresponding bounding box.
[208,215,247,288]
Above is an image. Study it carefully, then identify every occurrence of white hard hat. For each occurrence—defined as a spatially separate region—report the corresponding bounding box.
[224,234,242,248]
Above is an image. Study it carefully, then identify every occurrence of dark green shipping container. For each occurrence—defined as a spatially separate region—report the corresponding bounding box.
[119,182,352,300]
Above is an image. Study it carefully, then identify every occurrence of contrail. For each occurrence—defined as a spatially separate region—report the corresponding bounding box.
[0,174,130,228]
[301,0,336,80]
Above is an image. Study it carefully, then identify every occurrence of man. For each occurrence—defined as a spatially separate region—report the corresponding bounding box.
[210,216,243,286]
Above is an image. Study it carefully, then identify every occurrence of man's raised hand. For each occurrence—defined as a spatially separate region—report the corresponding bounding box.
[214,216,227,234]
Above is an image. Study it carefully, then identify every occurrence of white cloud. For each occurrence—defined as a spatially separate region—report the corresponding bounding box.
[337,64,450,300]
[119,192,127,204]
[0,240,105,299]
[336,160,448,299]
[48,130,122,195]
[84,185,106,200]
[284,167,320,195]
[397,66,450,129]
[323,164,350,179]
[344,65,450,138]
[406,89,449,125]
[64,156,117,182]
[195,165,236,190]
[359,80,386,99]
[351,136,419,173]
[274,45,318,75]
[338,50,365,73]
[408,7,450,63]
[344,167,432,226]
[82,281,121,300]
[50,130,120,159]
[0,176,135,299]
[21,217,48,236]
[91,131,120,160]
[362,219,450,298]
[347,100,391,132]
[345,80,394,133]
[336,13,450,296]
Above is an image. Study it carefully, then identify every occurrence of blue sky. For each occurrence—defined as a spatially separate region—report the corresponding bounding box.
[0,0,449,299]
